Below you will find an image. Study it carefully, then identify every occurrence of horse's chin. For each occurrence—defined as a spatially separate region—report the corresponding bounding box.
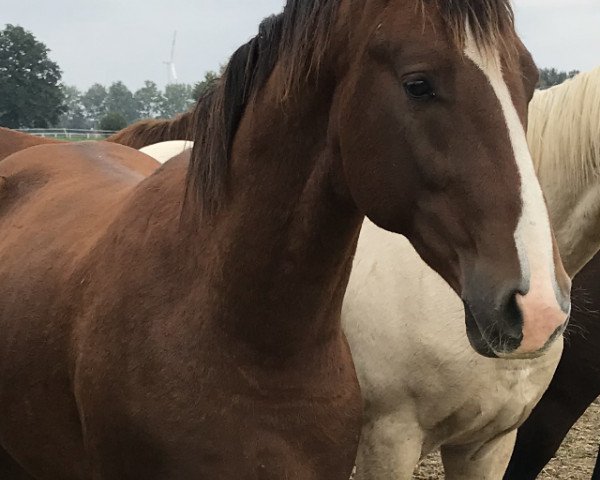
[464,305,499,359]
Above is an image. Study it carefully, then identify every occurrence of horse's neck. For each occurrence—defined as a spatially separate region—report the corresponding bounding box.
[194,90,362,354]
[532,77,600,277]
[536,135,600,276]
[544,179,600,277]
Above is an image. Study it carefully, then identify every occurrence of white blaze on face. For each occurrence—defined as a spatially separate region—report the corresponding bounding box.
[463,31,569,354]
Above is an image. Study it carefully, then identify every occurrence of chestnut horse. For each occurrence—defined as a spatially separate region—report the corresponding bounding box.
[0,127,161,176]
[0,112,192,164]
[105,110,193,149]
[0,127,60,161]
[0,1,569,479]
[0,118,193,163]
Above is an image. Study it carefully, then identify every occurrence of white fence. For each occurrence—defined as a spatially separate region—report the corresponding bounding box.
[17,128,116,140]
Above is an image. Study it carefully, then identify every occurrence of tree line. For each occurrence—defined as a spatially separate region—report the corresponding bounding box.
[0,24,220,131]
[60,81,199,131]
[0,23,582,132]
[60,67,222,131]
[537,68,580,90]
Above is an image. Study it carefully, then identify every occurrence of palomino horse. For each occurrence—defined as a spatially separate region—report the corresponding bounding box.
[505,253,600,480]
[139,140,193,164]
[346,67,600,479]
[0,2,568,479]
[505,66,600,480]
[0,127,60,161]
[527,66,600,276]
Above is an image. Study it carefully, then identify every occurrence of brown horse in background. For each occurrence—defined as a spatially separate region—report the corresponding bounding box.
[105,110,193,149]
[0,127,160,175]
[0,1,569,479]
[0,110,192,163]
[0,127,61,162]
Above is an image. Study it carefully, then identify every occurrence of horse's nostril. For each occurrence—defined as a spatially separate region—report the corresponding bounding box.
[501,290,525,341]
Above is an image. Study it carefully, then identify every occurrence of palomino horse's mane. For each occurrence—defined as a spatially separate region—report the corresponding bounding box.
[529,66,600,187]
[105,111,193,150]
[187,0,515,215]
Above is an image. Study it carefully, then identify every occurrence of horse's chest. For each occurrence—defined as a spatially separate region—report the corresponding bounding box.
[75,332,363,480]
[418,350,560,448]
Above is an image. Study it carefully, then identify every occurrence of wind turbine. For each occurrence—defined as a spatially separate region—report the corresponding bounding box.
[163,31,178,84]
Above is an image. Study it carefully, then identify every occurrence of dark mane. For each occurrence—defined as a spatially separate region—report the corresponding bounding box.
[186,0,515,216]
[186,0,337,215]
[106,111,194,150]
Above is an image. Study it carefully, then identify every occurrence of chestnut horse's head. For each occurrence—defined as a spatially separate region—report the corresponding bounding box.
[329,0,570,358]
[189,0,570,359]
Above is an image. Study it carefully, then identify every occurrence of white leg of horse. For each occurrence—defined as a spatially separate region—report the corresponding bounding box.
[353,414,423,480]
[440,430,517,480]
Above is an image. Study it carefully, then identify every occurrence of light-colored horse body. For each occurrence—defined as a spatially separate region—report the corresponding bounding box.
[530,67,600,276]
[346,225,562,479]
[348,67,600,479]
[139,140,193,164]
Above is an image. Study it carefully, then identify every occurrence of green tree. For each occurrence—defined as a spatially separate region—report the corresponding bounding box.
[81,83,107,128]
[57,85,88,129]
[105,81,138,123]
[135,80,163,119]
[192,71,220,100]
[160,83,194,118]
[99,112,127,131]
[0,24,65,128]
[538,68,580,90]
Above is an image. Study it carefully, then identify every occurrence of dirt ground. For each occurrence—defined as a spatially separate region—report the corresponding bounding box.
[414,398,600,479]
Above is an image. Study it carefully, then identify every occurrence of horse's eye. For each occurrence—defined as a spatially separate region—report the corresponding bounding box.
[403,79,436,99]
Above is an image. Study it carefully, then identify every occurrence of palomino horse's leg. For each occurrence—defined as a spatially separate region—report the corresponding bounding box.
[353,413,423,480]
[0,447,35,480]
[505,367,600,478]
[440,430,517,480]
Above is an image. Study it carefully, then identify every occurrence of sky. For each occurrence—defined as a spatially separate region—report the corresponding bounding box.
[2,0,599,91]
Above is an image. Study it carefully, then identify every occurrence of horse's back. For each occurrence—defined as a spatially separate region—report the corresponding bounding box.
[2,140,153,199]
[0,142,159,263]
[0,127,61,162]
[0,140,158,181]
[0,140,156,297]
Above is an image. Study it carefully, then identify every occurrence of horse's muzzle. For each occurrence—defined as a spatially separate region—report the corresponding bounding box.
[463,287,570,359]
